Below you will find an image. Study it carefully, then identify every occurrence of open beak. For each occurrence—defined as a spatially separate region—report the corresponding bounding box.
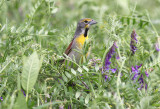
[89,19,97,25]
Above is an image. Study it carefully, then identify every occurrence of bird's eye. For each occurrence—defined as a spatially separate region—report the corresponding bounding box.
[84,20,88,23]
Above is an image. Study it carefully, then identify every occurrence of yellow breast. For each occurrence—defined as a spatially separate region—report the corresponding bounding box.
[75,34,88,48]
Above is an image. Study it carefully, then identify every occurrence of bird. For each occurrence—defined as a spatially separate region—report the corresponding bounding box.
[64,18,97,67]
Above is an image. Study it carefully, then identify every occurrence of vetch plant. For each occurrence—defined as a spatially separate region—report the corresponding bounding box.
[101,41,118,81]
[130,30,138,54]
[131,64,149,90]
[103,41,118,73]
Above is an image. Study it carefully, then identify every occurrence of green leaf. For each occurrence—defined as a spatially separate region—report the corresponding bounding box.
[85,94,90,104]
[77,67,82,73]
[95,65,99,72]
[69,87,73,94]
[75,91,81,99]
[21,51,41,93]
[71,68,76,75]
[13,92,28,109]
[62,73,68,82]
[83,65,89,72]
[65,72,71,79]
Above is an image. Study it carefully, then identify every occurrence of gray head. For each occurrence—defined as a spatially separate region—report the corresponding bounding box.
[74,18,97,38]
[77,18,97,29]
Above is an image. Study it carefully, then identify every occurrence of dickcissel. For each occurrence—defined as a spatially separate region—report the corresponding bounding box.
[64,18,97,66]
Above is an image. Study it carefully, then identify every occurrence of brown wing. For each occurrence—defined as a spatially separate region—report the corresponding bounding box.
[65,39,74,55]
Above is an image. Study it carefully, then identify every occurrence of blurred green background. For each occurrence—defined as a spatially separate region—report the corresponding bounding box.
[1,0,160,25]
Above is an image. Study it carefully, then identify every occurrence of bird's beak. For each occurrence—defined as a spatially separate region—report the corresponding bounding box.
[89,20,97,25]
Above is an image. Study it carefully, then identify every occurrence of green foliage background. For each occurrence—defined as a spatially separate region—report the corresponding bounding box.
[0,0,160,108]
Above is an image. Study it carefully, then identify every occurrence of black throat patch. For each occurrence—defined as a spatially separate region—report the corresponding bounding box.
[84,28,89,37]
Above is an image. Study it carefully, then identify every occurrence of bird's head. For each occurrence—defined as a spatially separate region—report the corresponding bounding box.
[74,18,97,38]
[77,18,97,29]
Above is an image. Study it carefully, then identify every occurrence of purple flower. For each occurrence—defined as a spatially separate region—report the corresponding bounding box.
[131,64,142,80]
[104,41,118,70]
[111,68,117,73]
[21,89,26,97]
[0,97,3,101]
[145,71,149,77]
[101,41,118,81]
[145,84,147,89]
[116,54,120,60]
[105,75,109,81]
[0,97,3,104]
[138,74,145,90]
[68,104,72,109]
[131,64,149,90]
[80,74,83,79]
[130,30,138,54]
[155,42,160,51]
